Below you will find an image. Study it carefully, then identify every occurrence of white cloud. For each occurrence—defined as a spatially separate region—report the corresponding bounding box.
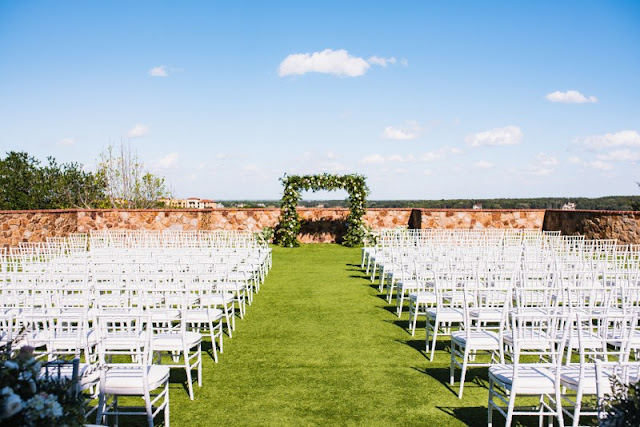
[127,124,149,138]
[278,49,370,77]
[528,153,558,176]
[242,164,260,173]
[361,153,386,165]
[155,152,179,169]
[382,121,421,140]
[589,160,614,171]
[421,146,463,162]
[466,125,522,147]
[573,130,640,150]
[388,154,416,162]
[148,66,169,77]
[361,147,460,165]
[596,149,640,162]
[568,156,582,164]
[545,90,597,104]
[475,160,493,169]
[368,56,396,67]
[57,138,74,146]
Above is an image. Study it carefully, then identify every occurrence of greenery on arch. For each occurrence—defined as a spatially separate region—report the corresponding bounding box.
[274,173,369,247]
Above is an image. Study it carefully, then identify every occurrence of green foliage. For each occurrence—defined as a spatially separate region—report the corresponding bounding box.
[601,376,640,426]
[0,346,86,426]
[96,142,170,209]
[274,173,369,247]
[0,151,106,210]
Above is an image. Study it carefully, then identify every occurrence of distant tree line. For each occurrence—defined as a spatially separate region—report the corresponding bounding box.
[219,197,640,211]
[0,145,170,210]
[0,151,104,209]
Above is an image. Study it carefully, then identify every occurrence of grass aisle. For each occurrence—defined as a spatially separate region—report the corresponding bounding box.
[171,244,488,426]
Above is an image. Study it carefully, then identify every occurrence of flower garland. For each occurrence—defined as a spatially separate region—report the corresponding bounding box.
[274,173,369,247]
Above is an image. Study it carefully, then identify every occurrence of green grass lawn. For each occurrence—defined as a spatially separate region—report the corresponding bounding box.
[158,243,497,426]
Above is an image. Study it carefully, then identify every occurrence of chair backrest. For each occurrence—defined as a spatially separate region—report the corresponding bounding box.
[510,312,570,366]
[575,312,637,363]
[94,310,149,364]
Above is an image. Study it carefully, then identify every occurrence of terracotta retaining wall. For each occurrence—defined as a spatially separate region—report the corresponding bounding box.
[409,209,546,230]
[543,209,640,244]
[0,208,413,246]
[2,208,640,246]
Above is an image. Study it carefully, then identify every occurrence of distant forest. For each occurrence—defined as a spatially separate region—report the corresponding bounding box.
[218,196,640,211]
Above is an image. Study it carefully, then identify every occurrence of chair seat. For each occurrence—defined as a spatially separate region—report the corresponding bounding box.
[503,331,553,350]
[469,308,503,323]
[102,331,148,350]
[184,309,223,323]
[49,329,98,349]
[200,293,234,305]
[152,331,202,350]
[148,309,181,322]
[426,308,464,323]
[409,291,436,304]
[452,330,500,350]
[397,280,422,291]
[102,364,170,395]
[40,363,100,390]
[489,364,558,394]
[218,282,247,292]
[25,330,49,347]
[560,365,605,394]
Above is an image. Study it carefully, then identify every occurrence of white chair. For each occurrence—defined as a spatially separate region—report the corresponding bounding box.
[184,284,225,362]
[488,312,570,427]
[560,312,637,427]
[149,292,203,401]
[450,286,510,398]
[425,273,465,362]
[95,311,170,427]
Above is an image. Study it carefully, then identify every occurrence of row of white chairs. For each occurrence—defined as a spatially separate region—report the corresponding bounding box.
[0,229,272,426]
[363,229,640,426]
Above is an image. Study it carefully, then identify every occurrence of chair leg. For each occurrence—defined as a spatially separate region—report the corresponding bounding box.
[185,353,194,400]
[164,382,170,427]
[571,387,584,427]
[458,346,470,399]
[450,341,456,386]
[197,343,202,387]
[145,391,154,427]
[218,322,224,353]
[114,395,119,426]
[487,380,494,427]
[96,392,106,425]
[409,301,417,336]
[429,319,439,362]
[209,321,219,362]
[505,389,516,427]
[396,288,404,317]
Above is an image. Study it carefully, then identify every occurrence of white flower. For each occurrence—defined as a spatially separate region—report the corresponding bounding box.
[23,393,63,421]
[2,392,23,419]
[3,361,18,370]
[1,387,13,396]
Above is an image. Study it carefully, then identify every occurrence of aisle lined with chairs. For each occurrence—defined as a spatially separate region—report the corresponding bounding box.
[0,230,271,426]
[365,228,640,426]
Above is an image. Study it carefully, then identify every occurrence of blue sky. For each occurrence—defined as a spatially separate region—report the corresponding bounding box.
[1,1,639,200]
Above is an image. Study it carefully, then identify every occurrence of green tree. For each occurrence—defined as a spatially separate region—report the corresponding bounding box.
[96,141,170,208]
[0,151,106,210]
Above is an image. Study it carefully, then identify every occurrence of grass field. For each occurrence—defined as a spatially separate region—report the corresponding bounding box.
[157,244,497,426]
